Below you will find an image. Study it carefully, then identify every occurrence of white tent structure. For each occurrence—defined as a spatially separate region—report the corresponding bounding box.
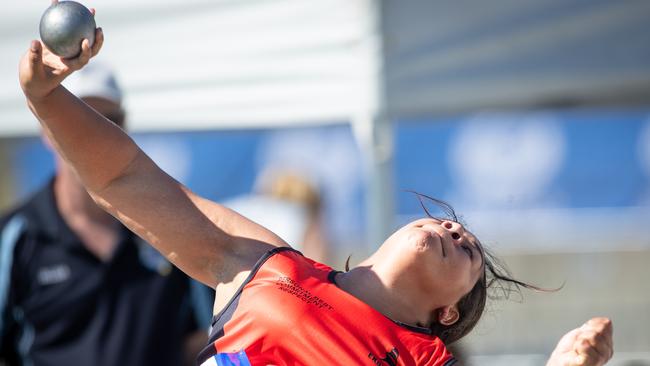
[1,0,396,245]
[2,0,650,245]
[1,0,384,133]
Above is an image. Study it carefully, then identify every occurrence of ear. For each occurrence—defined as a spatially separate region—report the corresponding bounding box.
[437,305,460,326]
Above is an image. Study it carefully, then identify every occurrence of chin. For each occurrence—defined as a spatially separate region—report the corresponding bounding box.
[406,229,438,253]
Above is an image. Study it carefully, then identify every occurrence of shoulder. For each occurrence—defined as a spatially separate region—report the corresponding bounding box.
[0,200,32,303]
[261,247,331,276]
[0,201,28,230]
[0,209,29,250]
[0,187,46,269]
[215,248,317,301]
[0,183,52,231]
[0,187,57,289]
[212,247,306,315]
[245,247,310,277]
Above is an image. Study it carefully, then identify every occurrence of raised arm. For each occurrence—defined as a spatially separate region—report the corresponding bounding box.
[18,29,289,288]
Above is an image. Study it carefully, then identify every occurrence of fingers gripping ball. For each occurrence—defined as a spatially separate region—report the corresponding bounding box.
[39,1,96,59]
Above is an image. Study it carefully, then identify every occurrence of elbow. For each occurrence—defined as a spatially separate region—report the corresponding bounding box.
[88,145,143,194]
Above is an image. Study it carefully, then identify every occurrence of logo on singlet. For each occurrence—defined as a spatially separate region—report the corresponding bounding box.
[368,347,399,366]
[275,276,333,310]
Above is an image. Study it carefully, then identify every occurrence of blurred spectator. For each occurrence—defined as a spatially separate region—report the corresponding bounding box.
[225,169,330,263]
[0,63,213,366]
[0,146,11,212]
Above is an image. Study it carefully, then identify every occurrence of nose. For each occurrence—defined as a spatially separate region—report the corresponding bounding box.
[441,220,465,242]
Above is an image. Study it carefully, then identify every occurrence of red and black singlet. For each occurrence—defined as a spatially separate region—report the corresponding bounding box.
[197,247,456,366]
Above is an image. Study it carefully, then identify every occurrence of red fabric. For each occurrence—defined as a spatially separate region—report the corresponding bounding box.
[209,249,454,365]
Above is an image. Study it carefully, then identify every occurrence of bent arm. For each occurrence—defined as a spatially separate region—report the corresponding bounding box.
[21,40,288,288]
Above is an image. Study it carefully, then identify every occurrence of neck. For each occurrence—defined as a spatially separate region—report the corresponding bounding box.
[54,167,121,261]
[336,261,437,328]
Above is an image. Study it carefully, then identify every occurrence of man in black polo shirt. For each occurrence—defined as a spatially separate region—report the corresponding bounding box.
[0,63,213,366]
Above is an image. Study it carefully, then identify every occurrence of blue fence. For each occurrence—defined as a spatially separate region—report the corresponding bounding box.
[6,109,650,248]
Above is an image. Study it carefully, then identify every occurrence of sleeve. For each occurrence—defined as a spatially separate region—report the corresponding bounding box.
[0,214,26,362]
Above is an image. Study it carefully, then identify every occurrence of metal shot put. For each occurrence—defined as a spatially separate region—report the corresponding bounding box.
[39,1,95,59]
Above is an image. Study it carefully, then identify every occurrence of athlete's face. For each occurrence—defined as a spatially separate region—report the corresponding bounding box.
[387,218,484,306]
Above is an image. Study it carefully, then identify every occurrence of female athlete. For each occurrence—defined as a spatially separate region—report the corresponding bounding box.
[18,24,612,366]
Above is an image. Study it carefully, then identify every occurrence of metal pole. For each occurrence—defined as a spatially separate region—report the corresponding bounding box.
[351,0,394,251]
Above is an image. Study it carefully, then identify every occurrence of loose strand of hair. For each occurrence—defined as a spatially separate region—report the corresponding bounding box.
[344,255,352,272]
[406,190,459,222]
[483,247,562,298]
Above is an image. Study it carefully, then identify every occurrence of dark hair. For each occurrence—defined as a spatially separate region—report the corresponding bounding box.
[410,191,557,345]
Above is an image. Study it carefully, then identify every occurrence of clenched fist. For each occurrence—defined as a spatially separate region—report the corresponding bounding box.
[547,317,613,366]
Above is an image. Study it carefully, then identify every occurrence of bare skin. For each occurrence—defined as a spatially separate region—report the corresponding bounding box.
[547,318,614,366]
[18,11,613,365]
[42,92,207,366]
[48,98,122,261]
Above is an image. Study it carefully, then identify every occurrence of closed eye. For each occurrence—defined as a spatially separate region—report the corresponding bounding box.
[462,245,473,259]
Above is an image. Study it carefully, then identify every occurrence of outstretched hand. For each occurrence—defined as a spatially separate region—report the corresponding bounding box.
[19,3,103,100]
[547,317,613,366]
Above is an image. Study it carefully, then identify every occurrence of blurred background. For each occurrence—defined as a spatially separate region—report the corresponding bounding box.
[1,0,649,365]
